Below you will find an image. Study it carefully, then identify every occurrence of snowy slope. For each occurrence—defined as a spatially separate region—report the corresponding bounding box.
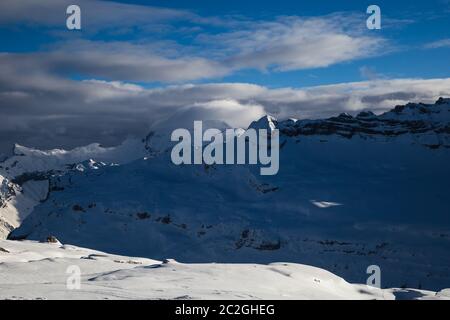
[5,98,450,291]
[1,239,449,300]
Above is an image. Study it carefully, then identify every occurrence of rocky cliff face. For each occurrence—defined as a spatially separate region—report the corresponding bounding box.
[0,176,17,238]
[278,97,450,148]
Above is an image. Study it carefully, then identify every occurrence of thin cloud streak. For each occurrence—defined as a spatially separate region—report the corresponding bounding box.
[424,38,450,49]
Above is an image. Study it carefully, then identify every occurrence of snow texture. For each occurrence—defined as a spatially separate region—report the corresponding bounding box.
[1,240,448,300]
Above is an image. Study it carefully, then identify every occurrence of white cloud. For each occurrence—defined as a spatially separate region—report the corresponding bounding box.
[199,15,387,72]
[0,42,230,83]
[359,66,386,80]
[424,38,450,49]
[189,99,266,128]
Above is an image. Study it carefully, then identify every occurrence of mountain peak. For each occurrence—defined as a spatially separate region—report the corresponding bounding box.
[436,97,450,105]
[356,110,376,118]
[248,115,278,131]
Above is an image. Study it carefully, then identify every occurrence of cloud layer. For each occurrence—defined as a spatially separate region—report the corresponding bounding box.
[1,67,450,155]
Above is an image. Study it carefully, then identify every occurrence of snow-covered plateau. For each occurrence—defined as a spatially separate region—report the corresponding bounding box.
[1,98,450,298]
[0,239,448,300]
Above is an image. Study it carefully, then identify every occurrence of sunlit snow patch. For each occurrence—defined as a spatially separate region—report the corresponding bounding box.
[310,200,343,208]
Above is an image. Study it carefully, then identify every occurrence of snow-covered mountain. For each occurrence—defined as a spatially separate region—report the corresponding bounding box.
[2,98,450,291]
[278,96,450,147]
[0,139,147,238]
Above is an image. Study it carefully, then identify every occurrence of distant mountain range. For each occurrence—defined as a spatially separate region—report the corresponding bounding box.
[1,98,450,290]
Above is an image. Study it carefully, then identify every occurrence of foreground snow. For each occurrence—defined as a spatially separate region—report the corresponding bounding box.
[0,240,448,300]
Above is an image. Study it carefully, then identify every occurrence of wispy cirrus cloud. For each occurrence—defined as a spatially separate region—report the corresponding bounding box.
[359,66,387,80]
[0,0,389,82]
[424,38,450,49]
[200,14,387,72]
